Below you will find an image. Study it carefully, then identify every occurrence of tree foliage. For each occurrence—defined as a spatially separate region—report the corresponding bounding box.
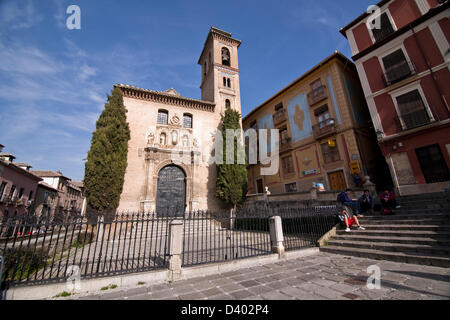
[83,87,130,221]
[215,108,248,208]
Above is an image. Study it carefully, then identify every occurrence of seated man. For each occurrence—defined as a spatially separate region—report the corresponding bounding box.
[379,189,400,214]
[339,207,365,232]
[337,188,361,216]
[359,189,374,214]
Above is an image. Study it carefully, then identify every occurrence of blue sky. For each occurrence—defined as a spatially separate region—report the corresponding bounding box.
[0,0,375,181]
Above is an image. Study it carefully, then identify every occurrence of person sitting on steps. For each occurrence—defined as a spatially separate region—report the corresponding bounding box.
[337,188,362,217]
[359,189,375,215]
[379,188,400,215]
[339,207,365,232]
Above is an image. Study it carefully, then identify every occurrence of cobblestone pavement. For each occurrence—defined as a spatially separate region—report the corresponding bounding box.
[61,252,450,300]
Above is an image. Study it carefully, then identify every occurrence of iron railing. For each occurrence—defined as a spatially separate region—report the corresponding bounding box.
[394,109,431,132]
[312,118,336,139]
[0,206,338,289]
[307,85,327,106]
[182,210,272,267]
[0,212,171,289]
[273,109,287,126]
[382,60,416,86]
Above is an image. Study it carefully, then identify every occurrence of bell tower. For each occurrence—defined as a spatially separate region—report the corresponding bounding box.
[198,27,242,115]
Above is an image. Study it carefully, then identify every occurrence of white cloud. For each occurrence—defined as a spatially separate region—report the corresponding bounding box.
[0,0,43,31]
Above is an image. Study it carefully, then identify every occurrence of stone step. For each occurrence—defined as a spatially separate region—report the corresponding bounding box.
[360,213,450,220]
[399,192,450,200]
[391,208,450,215]
[332,234,450,246]
[327,239,450,256]
[362,224,450,232]
[335,229,450,238]
[320,245,450,268]
[359,219,450,226]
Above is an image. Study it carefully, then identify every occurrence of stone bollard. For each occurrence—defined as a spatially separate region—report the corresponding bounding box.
[269,216,285,258]
[168,220,184,281]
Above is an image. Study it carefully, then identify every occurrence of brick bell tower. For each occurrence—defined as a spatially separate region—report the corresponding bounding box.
[198,27,243,116]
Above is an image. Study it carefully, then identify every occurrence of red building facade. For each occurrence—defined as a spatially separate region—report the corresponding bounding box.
[341,0,450,195]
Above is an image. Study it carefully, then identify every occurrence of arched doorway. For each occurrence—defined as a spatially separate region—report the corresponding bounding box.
[156,165,186,217]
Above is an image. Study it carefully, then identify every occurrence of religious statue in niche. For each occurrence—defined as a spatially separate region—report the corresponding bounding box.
[159,133,166,145]
[147,132,155,146]
[182,135,189,147]
[171,130,178,145]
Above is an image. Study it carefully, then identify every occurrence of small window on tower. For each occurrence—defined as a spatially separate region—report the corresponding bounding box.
[225,99,231,109]
[222,47,230,66]
[227,78,231,88]
[223,77,227,87]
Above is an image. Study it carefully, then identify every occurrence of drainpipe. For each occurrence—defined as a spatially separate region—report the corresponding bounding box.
[388,155,401,196]
[411,25,450,118]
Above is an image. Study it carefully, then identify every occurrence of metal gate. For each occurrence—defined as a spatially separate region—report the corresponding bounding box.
[156,165,186,217]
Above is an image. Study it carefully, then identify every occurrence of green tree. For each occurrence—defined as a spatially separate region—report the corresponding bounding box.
[83,87,130,222]
[216,108,248,209]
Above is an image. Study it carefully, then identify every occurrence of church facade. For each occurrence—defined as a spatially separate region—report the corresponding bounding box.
[116,28,242,215]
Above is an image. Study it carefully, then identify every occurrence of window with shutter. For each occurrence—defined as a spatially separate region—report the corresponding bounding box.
[396,90,430,129]
[371,13,395,42]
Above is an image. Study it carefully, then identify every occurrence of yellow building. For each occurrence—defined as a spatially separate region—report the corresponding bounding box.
[243,51,390,195]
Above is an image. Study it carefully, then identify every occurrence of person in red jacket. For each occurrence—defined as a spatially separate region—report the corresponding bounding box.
[379,189,400,214]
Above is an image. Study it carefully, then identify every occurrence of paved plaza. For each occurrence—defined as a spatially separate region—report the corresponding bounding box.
[59,252,450,300]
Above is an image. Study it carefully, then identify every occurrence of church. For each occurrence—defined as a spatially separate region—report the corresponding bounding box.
[116,27,243,215]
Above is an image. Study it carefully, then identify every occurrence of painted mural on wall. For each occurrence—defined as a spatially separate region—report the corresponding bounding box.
[294,146,321,178]
[287,93,312,143]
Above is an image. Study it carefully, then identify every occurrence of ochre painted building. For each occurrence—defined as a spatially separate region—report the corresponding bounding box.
[340,0,450,195]
[117,27,243,214]
[243,52,388,195]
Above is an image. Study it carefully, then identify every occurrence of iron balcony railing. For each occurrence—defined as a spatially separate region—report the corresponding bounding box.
[395,109,431,131]
[272,108,287,126]
[280,137,292,153]
[307,85,328,106]
[312,118,336,139]
[373,25,395,43]
[382,60,416,86]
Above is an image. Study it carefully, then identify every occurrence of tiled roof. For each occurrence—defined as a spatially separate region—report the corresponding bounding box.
[32,170,71,180]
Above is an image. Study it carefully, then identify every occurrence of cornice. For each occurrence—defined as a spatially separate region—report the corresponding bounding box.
[116,84,216,113]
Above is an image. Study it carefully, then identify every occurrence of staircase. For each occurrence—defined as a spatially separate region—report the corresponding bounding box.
[320,192,450,267]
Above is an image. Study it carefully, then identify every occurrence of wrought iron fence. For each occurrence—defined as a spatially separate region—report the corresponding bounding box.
[0,206,338,289]
[0,212,170,289]
[181,210,272,267]
[277,206,340,251]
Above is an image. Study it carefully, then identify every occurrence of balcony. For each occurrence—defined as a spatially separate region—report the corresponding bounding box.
[280,138,292,153]
[307,85,328,106]
[313,118,336,140]
[272,108,287,126]
[382,60,416,87]
[395,109,432,132]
